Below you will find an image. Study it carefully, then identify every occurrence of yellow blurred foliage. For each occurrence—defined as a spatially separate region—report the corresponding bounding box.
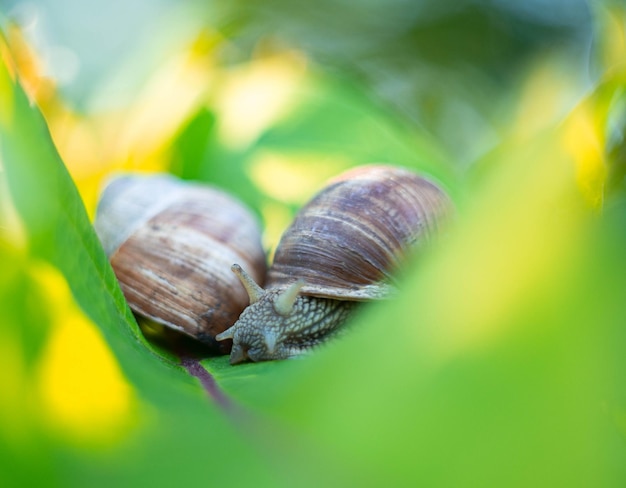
[249,150,349,204]
[214,50,307,149]
[3,24,56,107]
[557,3,626,209]
[3,24,319,218]
[33,263,138,445]
[108,30,218,167]
[0,243,137,448]
[61,30,220,216]
[259,200,294,257]
[595,4,626,73]
[420,138,587,362]
[3,25,221,216]
[502,46,608,209]
[561,101,607,209]
[509,54,582,144]
[0,37,16,127]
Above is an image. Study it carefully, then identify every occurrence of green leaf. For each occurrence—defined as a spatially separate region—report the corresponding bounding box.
[206,132,626,487]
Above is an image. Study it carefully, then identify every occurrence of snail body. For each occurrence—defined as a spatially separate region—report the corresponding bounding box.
[217,165,451,363]
[94,174,266,353]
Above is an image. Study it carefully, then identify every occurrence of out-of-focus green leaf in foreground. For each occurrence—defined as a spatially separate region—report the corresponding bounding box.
[213,132,626,486]
[2,34,626,488]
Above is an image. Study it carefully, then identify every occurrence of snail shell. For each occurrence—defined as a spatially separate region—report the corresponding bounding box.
[216,164,451,363]
[94,174,266,353]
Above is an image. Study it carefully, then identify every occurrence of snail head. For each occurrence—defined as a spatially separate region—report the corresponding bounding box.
[215,264,308,364]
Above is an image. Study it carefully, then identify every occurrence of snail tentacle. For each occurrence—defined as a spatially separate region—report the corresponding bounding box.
[273,280,305,316]
[231,263,265,304]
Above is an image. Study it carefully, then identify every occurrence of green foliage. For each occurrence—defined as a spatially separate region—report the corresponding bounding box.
[217,0,592,163]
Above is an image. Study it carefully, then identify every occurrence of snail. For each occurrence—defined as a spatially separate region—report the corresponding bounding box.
[94,173,266,353]
[216,164,452,363]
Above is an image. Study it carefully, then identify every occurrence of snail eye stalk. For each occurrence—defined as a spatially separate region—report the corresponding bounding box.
[273,280,305,316]
[231,263,265,304]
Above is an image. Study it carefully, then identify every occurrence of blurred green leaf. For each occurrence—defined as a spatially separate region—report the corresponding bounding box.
[169,107,218,182]
[0,38,172,378]
[209,133,625,486]
[0,242,57,486]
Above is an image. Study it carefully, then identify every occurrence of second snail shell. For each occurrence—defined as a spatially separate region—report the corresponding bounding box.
[94,174,267,353]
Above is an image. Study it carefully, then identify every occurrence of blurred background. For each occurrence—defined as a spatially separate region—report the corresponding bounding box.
[1,0,626,486]
[1,0,603,217]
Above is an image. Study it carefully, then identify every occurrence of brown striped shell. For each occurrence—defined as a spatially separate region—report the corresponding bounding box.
[94,174,266,353]
[268,164,450,299]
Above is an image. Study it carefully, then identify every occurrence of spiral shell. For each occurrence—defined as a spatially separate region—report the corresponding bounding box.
[94,174,266,352]
[268,164,450,299]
